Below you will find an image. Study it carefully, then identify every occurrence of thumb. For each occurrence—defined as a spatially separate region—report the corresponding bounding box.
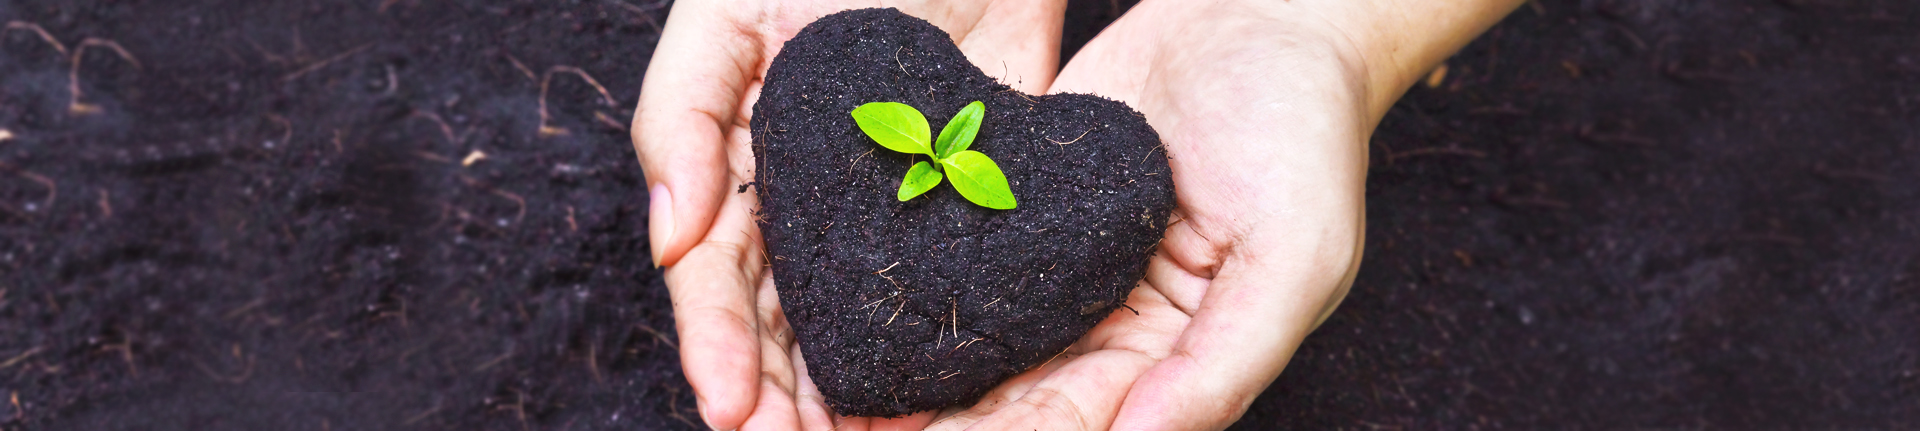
[631,2,763,267]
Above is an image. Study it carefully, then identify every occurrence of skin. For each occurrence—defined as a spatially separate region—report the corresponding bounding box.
[630,0,1521,429]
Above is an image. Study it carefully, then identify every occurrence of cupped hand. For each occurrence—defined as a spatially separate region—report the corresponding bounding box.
[922,1,1381,429]
[629,1,1068,430]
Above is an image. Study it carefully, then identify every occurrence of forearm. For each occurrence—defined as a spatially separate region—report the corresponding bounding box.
[1294,0,1526,119]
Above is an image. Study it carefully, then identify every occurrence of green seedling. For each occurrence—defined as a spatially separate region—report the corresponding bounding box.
[851,100,1016,209]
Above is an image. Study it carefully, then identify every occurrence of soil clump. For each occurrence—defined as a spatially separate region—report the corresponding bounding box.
[751,8,1174,417]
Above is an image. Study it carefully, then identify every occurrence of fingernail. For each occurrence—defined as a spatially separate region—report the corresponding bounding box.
[696,398,727,431]
[649,183,674,267]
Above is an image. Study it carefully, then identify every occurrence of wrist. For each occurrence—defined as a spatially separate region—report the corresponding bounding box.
[1165,0,1523,122]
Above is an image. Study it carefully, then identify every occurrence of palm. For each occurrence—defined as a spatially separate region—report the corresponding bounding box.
[632,1,1069,429]
[925,2,1371,429]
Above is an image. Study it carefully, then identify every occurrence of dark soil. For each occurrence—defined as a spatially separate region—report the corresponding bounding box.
[751,8,1173,417]
[1,1,695,430]
[3,0,1916,429]
[1235,0,1920,428]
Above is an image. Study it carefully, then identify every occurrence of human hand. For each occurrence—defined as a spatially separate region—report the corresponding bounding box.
[628,1,1068,430]
[921,0,1516,429]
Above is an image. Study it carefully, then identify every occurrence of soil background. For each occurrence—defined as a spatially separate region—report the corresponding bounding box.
[1,0,1915,429]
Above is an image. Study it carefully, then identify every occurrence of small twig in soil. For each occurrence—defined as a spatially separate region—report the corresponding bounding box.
[0,346,43,369]
[1424,63,1448,88]
[593,111,628,131]
[565,206,578,232]
[850,148,875,171]
[502,390,532,431]
[68,38,143,115]
[5,168,58,210]
[102,337,138,377]
[874,262,900,274]
[609,0,667,30]
[266,113,294,148]
[1038,348,1072,370]
[410,111,465,145]
[883,298,906,326]
[636,323,677,349]
[403,402,444,425]
[665,386,699,428]
[472,349,516,372]
[380,63,399,97]
[502,52,538,83]
[586,341,605,384]
[863,292,900,311]
[223,298,268,319]
[982,296,1002,310]
[244,38,291,65]
[280,42,372,82]
[893,46,915,78]
[490,188,527,223]
[997,87,1038,105]
[1047,128,1094,145]
[192,345,256,384]
[413,151,453,164]
[5,21,68,54]
[538,66,619,137]
[96,189,112,219]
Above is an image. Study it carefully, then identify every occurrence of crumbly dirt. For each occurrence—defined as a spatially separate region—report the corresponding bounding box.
[1,1,696,429]
[1235,0,1920,428]
[749,8,1174,417]
[5,0,1917,429]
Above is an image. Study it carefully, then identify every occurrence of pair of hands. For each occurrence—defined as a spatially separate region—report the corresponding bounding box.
[631,0,1411,429]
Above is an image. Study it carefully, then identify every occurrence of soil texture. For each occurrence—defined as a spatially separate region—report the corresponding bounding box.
[2,1,695,429]
[4,0,1917,429]
[751,8,1174,417]
[1236,0,1920,428]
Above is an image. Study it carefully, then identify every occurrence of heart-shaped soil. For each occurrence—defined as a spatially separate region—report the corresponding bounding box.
[751,8,1173,416]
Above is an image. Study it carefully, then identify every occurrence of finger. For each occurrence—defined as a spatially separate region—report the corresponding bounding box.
[738,375,802,431]
[943,1,1068,94]
[962,350,1158,431]
[923,351,1073,431]
[633,1,765,267]
[743,269,805,431]
[832,415,871,431]
[1075,281,1189,359]
[666,184,769,430]
[1046,0,1171,101]
[790,349,837,431]
[865,412,937,431]
[1111,239,1359,431]
[1142,247,1209,317]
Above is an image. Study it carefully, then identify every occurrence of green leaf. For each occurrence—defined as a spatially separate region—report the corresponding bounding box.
[934,101,985,159]
[897,161,943,201]
[941,151,1016,210]
[851,102,933,156]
